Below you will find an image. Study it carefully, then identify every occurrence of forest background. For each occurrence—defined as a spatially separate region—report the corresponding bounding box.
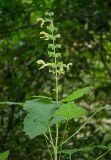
[0,0,111,159]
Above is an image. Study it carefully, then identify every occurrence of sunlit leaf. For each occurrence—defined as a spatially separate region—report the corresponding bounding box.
[62,86,91,102]
[0,150,9,160]
[53,102,86,120]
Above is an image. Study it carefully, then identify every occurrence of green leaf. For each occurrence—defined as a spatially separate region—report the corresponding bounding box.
[61,149,79,155]
[50,116,66,125]
[45,12,54,16]
[103,132,111,143]
[61,146,94,155]
[48,51,55,57]
[96,145,108,150]
[48,44,56,50]
[23,99,59,139]
[55,44,62,48]
[61,145,108,155]
[53,102,86,120]
[108,143,111,150]
[62,86,91,102]
[48,44,62,50]
[55,53,61,58]
[0,150,9,160]
[47,25,57,32]
[0,102,23,106]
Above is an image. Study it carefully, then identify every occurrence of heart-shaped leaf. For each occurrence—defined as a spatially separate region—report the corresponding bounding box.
[23,99,59,139]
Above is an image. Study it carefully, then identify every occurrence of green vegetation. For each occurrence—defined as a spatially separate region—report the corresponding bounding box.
[0,0,111,159]
[0,150,9,160]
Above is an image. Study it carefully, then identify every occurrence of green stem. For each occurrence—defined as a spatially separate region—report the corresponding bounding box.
[44,133,52,144]
[59,120,68,160]
[55,61,59,160]
[62,120,68,144]
[62,108,104,145]
[48,127,55,150]
[52,19,59,160]
[69,154,72,160]
[48,127,58,160]
[44,134,53,160]
[95,150,109,160]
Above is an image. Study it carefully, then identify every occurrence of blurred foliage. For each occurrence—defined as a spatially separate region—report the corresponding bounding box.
[0,0,111,159]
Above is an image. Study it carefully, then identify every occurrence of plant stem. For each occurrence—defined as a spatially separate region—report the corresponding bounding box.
[69,154,72,160]
[41,16,58,160]
[62,108,104,145]
[59,120,69,160]
[95,150,109,160]
[50,18,59,160]
[44,133,52,144]
[55,60,59,160]
[44,134,53,160]
[48,128,55,150]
